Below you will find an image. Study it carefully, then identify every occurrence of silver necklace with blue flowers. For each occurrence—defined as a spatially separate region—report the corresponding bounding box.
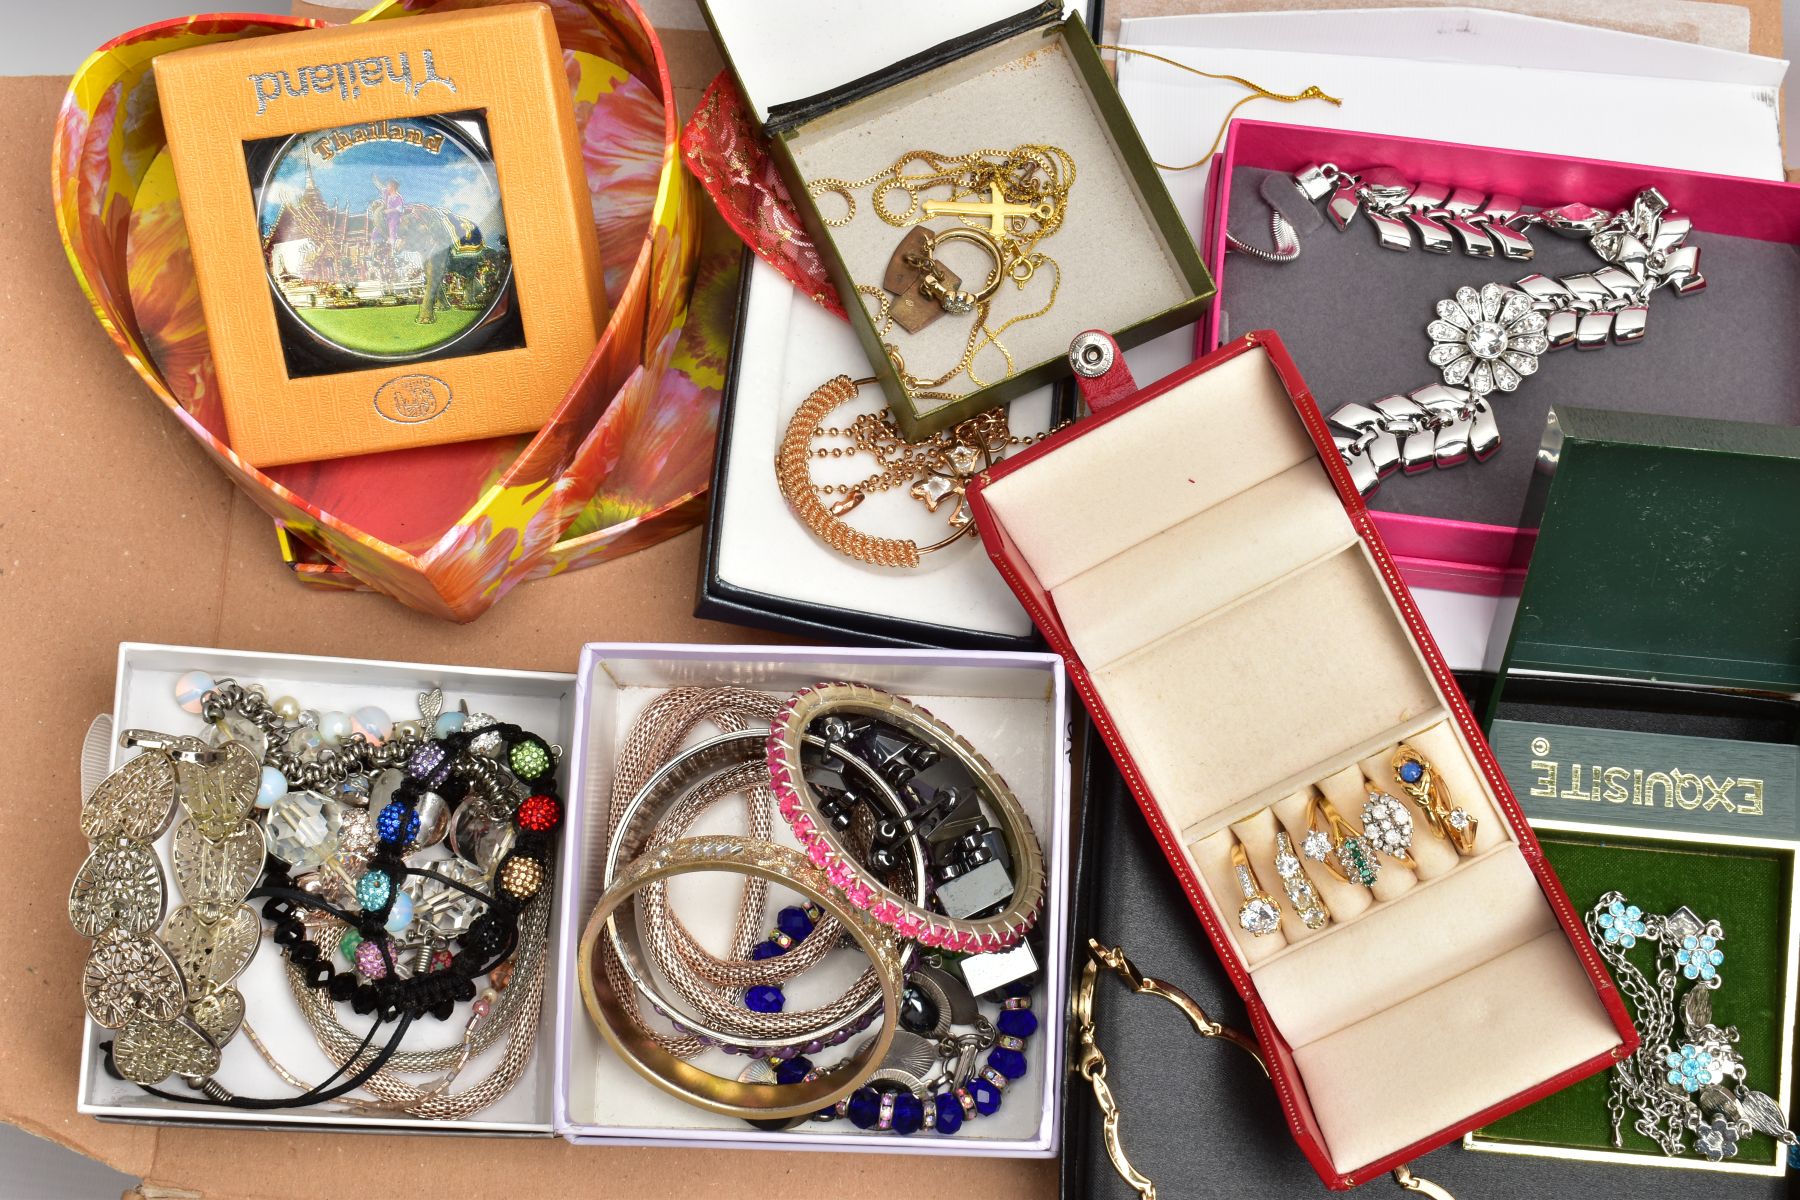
[1587,891,1795,1162]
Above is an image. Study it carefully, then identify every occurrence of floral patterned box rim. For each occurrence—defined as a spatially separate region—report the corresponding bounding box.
[52,0,707,621]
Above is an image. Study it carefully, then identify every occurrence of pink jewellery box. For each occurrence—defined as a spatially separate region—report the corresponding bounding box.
[552,643,1074,1156]
[1200,120,1800,595]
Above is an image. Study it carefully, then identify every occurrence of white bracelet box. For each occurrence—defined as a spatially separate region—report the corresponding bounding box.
[77,643,574,1135]
[553,643,1073,1156]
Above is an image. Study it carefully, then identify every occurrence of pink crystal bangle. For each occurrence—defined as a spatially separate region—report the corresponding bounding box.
[767,683,1045,954]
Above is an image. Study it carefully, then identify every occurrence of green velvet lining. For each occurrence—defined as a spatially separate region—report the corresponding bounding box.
[1474,832,1792,1166]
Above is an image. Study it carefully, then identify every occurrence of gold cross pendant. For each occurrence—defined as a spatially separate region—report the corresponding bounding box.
[921,181,1054,236]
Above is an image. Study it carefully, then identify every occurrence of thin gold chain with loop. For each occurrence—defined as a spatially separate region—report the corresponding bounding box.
[812,145,1075,396]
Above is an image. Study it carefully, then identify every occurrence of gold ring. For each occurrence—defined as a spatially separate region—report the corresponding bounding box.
[1230,841,1281,938]
[577,835,905,1119]
[1392,745,1477,855]
[1302,794,1380,888]
[1358,786,1416,864]
[1272,831,1329,930]
[919,226,1006,309]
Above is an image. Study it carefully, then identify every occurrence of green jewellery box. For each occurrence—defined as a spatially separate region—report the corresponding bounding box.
[1473,406,1800,1180]
[1490,405,1800,693]
[698,0,1214,440]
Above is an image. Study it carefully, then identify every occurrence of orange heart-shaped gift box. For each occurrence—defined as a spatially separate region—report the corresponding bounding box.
[53,0,727,621]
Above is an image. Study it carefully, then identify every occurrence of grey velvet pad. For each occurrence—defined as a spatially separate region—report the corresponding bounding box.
[1073,753,1790,1199]
[1219,166,1800,526]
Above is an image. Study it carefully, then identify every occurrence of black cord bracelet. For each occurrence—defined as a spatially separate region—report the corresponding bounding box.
[259,721,562,1027]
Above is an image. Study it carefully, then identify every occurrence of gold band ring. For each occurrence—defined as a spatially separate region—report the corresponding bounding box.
[916,225,1006,312]
[1229,841,1281,938]
[1303,794,1380,888]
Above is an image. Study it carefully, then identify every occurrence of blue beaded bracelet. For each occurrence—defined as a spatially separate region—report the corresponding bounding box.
[813,976,1038,1137]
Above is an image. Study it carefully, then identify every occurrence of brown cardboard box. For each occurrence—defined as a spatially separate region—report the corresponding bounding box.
[0,1,1778,1196]
[0,63,1057,1200]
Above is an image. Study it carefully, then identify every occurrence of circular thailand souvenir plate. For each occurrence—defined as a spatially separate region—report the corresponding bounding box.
[253,111,516,367]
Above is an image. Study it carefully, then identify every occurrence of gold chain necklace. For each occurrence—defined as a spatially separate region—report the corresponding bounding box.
[810,145,1076,398]
[811,145,1076,261]
[776,376,1063,568]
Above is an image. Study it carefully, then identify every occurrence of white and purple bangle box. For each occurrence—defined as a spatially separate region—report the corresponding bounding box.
[552,643,1074,1156]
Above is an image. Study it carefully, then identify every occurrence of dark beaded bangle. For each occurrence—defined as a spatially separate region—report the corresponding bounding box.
[823,974,1040,1138]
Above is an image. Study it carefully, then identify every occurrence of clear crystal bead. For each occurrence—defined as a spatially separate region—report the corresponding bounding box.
[210,711,267,757]
[265,791,341,869]
[403,858,490,937]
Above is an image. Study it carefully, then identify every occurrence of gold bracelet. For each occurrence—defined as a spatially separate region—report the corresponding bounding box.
[1074,939,1457,1197]
[774,375,1058,568]
[577,835,905,1119]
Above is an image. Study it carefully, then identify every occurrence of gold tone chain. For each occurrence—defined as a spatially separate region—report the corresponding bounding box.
[1094,45,1341,171]
[775,375,1064,569]
[808,404,1043,500]
[1075,938,1460,1199]
[810,144,1076,264]
[811,145,1075,397]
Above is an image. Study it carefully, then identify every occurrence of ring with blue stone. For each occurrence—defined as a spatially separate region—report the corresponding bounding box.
[1391,744,1477,855]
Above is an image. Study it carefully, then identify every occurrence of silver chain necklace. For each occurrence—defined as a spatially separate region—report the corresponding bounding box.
[1584,891,1795,1162]
[1228,163,1705,495]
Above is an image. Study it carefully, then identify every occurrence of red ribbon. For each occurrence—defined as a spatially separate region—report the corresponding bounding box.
[680,71,847,318]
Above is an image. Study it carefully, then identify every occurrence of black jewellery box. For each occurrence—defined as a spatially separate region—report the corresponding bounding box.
[694,249,1079,650]
[694,0,1209,648]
